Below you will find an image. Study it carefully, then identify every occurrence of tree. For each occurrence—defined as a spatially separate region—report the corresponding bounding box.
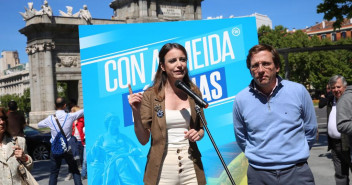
[317,0,352,29]
[258,25,352,96]
[0,88,31,113]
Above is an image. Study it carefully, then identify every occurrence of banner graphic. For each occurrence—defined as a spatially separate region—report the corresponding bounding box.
[79,17,258,185]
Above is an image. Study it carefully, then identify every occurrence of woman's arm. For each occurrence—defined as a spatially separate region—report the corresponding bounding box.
[128,85,150,145]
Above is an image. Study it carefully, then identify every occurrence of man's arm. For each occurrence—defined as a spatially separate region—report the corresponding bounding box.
[337,94,352,135]
[37,117,50,128]
[302,87,318,149]
[233,99,247,152]
[71,109,84,121]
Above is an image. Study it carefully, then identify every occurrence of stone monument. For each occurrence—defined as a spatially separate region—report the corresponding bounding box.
[110,0,203,23]
[19,0,203,125]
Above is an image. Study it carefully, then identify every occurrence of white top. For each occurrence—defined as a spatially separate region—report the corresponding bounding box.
[328,99,341,139]
[165,108,191,148]
[73,121,81,141]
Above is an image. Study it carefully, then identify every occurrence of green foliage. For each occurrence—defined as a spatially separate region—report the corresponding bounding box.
[57,82,68,99]
[0,88,31,113]
[258,25,352,96]
[317,0,352,29]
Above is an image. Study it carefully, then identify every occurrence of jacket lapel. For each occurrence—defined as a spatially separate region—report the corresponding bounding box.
[188,96,196,129]
[154,89,167,139]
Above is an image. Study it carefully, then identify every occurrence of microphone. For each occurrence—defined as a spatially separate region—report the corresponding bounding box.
[175,80,208,108]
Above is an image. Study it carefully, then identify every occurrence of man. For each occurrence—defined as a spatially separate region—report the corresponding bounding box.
[321,75,350,185]
[7,100,26,137]
[233,44,317,185]
[337,85,352,135]
[336,82,352,163]
[38,97,84,185]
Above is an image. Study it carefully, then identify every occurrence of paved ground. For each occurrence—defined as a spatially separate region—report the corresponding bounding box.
[308,106,335,185]
[32,160,87,185]
[31,106,335,185]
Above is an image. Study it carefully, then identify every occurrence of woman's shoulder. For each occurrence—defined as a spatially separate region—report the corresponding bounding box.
[143,86,156,97]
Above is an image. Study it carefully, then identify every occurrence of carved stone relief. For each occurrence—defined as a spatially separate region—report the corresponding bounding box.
[25,42,55,55]
[56,56,80,67]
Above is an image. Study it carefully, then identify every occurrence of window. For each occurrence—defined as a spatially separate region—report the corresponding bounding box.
[341,32,346,39]
[321,34,326,39]
[331,33,337,41]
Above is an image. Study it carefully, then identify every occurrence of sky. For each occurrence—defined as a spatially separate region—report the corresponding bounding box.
[0,0,325,64]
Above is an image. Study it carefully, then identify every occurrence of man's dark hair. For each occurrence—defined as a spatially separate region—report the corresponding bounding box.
[55,97,66,109]
[246,44,281,70]
[8,100,18,111]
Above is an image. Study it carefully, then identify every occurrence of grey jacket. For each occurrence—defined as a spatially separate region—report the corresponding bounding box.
[337,85,352,135]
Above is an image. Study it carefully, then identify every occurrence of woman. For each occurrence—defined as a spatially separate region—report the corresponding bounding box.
[128,43,206,185]
[65,106,85,181]
[0,107,33,184]
[71,106,85,165]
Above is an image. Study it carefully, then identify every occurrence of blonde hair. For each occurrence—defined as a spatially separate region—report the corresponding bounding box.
[71,106,81,113]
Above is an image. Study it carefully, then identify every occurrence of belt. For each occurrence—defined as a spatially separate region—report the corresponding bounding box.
[281,161,307,170]
[251,161,307,171]
[295,161,306,167]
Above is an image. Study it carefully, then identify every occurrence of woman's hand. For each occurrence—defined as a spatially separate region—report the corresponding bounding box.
[13,145,28,162]
[128,84,143,112]
[184,129,203,142]
[128,84,150,145]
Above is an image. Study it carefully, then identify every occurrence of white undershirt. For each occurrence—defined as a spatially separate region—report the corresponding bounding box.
[328,99,341,139]
[165,108,191,148]
[73,121,81,141]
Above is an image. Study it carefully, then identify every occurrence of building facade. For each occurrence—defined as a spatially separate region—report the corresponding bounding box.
[110,0,203,23]
[303,18,352,41]
[0,51,21,76]
[207,12,272,30]
[0,63,29,96]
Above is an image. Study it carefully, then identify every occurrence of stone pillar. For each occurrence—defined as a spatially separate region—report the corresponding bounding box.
[139,0,148,17]
[78,79,83,107]
[149,0,157,17]
[26,41,56,126]
[194,0,202,20]
[185,0,195,20]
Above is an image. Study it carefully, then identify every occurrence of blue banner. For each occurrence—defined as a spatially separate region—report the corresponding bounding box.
[79,17,258,185]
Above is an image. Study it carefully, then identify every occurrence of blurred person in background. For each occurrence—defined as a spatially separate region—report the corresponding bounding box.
[7,100,26,137]
[322,75,350,185]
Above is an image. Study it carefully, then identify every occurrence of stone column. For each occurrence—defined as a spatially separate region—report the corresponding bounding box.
[78,79,83,107]
[185,0,195,20]
[139,0,148,17]
[149,0,157,17]
[27,41,56,126]
[194,0,202,20]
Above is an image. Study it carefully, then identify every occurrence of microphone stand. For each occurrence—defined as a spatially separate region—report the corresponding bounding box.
[195,105,236,185]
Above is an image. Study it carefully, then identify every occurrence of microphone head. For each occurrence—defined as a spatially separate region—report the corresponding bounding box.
[175,80,183,88]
